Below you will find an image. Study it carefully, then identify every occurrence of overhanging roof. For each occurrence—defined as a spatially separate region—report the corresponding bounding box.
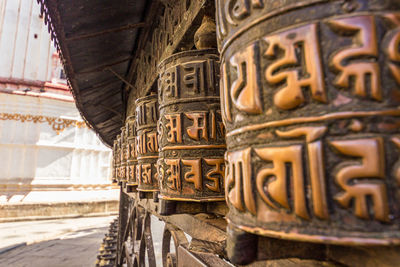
[38,0,149,146]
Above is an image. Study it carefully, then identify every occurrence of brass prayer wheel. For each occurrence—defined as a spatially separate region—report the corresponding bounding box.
[217,0,400,245]
[126,116,138,186]
[120,126,128,183]
[115,135,122,182]
[112,140,118,182]
[135,94,159,193]
[157,49,226,202]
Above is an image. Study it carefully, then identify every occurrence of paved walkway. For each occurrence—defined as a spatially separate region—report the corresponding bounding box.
[0,216,116,252]
[0,216,116,267]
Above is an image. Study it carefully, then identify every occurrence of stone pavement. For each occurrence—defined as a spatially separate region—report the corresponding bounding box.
[0,216,116,267]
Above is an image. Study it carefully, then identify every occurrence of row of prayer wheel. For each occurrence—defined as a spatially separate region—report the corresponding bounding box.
[112,49,226,202]
[111,5,400,254]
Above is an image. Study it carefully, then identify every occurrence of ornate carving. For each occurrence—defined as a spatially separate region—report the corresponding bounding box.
[328,16,381,100]
[264,23,326,110]
[127,0,207,97]
[136,95,159,193]
[158,50,225,201]
[330,138,388,222]
[384,13,400,84]
[126,116,138,186]
[217,0,400,244]
[0,112,87,134]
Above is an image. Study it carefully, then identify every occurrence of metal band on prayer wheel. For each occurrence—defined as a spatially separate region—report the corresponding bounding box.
[135,95,159,192]
[157,49,226,202]
[217,0,400,244]
[126,116,138,186]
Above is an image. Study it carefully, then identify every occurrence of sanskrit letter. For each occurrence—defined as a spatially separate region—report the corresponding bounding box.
[384,13,400,84]
[130,142,137,158]
[142,164,152,185]
[157,158,164,182]
[136,134,146,154]
[165,114,182,143]
[264,23,326,110]
[225,148,256,215]
[146,100,158,124]
[221,60,232,123]
[130,165,136,183]
[136,165,141,184]
[146,132,158,153]
[185,112,208,141]
[330,138,389,222]
[165,159,181,191]
[136,104,145,126]
[181,61,206,94]
[328,16,381,100]
[160,66,179,101]
[276,126,329,219]
[224,0,264,26]
[204,158,225,192]
[182,159,202,190]
[230,42,262,114]
[255,145,309,219]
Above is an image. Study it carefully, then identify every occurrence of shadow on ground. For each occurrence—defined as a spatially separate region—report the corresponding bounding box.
[0,227,108,267]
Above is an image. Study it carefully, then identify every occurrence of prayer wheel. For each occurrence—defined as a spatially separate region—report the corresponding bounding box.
[135,95,159,193]
[217,0,400,245]
[112,140,118,183]
[115,135,122,182]
[120,126,128,183]
[157,49,226,202]
[126,116,138,186]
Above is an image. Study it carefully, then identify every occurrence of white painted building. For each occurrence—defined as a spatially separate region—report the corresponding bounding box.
[0,0,118,219]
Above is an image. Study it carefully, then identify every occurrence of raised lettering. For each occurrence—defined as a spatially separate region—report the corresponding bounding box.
[165,159,181,191]
[264,23,326,110]
[255,145,309,219]
[185,112,208,141]
[182,159,202,190]
[328,16,381,100]
[330,138,389,222]
[165,114,182,144]
[230,42,263,114]
[225,148,256,215]
[204,158,225,192]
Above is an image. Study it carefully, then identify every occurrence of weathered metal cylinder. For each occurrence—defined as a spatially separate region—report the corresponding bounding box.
[120,126,128,183]
[126,116,138,186]
[112,140,118,182]
[157,49,226,202]
[135,95,159,193]
[115,135,122,182]
[217,0,400,245]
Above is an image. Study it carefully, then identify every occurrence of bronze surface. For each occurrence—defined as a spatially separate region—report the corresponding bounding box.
[135,95,159,193]
[217,0,400,244]
[157,49,226,202]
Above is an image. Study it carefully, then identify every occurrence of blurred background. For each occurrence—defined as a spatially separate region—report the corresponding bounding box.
[0,0,118,222]
[0,0,119,265]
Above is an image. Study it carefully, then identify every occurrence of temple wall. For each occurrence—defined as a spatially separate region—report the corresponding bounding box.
[0,0,118,220]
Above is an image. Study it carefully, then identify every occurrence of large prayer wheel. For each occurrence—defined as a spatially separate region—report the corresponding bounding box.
[135,94,159,193]
[217,0,400,245]
[157,49,226,202]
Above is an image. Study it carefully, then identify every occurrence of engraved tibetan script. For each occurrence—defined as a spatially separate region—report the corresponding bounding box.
[264,23,326,110]
[384,13,400,85]
[330,138,389,222]
[328,15,381,100]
